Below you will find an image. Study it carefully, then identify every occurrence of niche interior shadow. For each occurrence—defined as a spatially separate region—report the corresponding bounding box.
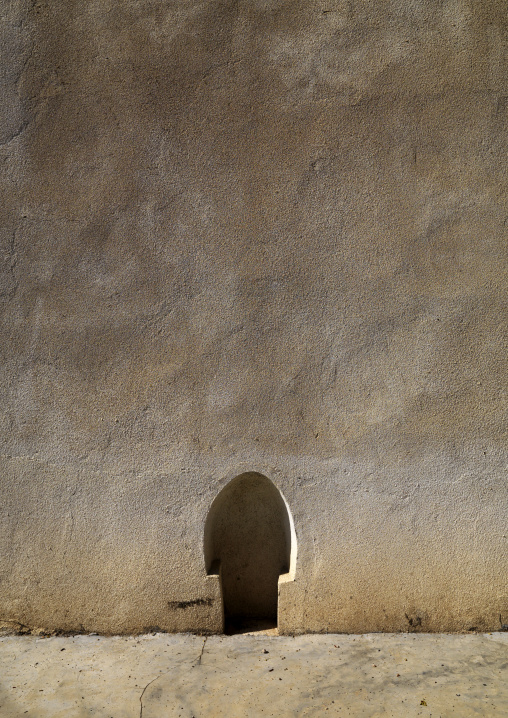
[204,472,294,634]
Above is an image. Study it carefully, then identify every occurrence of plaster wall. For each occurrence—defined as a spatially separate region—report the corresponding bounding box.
[0,0,507,634]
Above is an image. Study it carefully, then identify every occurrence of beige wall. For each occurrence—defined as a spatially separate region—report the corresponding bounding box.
[1,0,507,634]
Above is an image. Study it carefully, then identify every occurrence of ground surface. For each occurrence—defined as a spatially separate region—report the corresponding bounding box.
[0,632,507,717]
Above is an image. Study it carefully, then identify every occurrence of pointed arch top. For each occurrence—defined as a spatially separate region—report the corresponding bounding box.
[204,471,297,581]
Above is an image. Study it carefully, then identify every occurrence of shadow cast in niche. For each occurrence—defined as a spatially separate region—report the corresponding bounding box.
[204,472,297,634]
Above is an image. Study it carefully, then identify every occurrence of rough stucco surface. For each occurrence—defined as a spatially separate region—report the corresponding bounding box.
[0,0,507,634]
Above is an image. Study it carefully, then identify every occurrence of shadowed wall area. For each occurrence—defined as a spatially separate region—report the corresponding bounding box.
[204,472,292,630]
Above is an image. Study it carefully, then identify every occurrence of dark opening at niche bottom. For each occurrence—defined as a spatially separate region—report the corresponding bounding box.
[225,616,278,635]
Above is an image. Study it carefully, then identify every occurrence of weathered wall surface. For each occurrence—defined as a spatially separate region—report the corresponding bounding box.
[1,0,507,634]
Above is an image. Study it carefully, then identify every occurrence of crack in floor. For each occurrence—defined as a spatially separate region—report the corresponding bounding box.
[139,637,208,717]
[139,673,163,718]
[196,636,208,666]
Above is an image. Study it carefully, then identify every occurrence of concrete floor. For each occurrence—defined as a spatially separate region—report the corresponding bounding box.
[0,632,506,717]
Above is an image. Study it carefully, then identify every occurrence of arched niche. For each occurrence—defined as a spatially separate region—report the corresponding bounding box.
[204,472,296,632]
